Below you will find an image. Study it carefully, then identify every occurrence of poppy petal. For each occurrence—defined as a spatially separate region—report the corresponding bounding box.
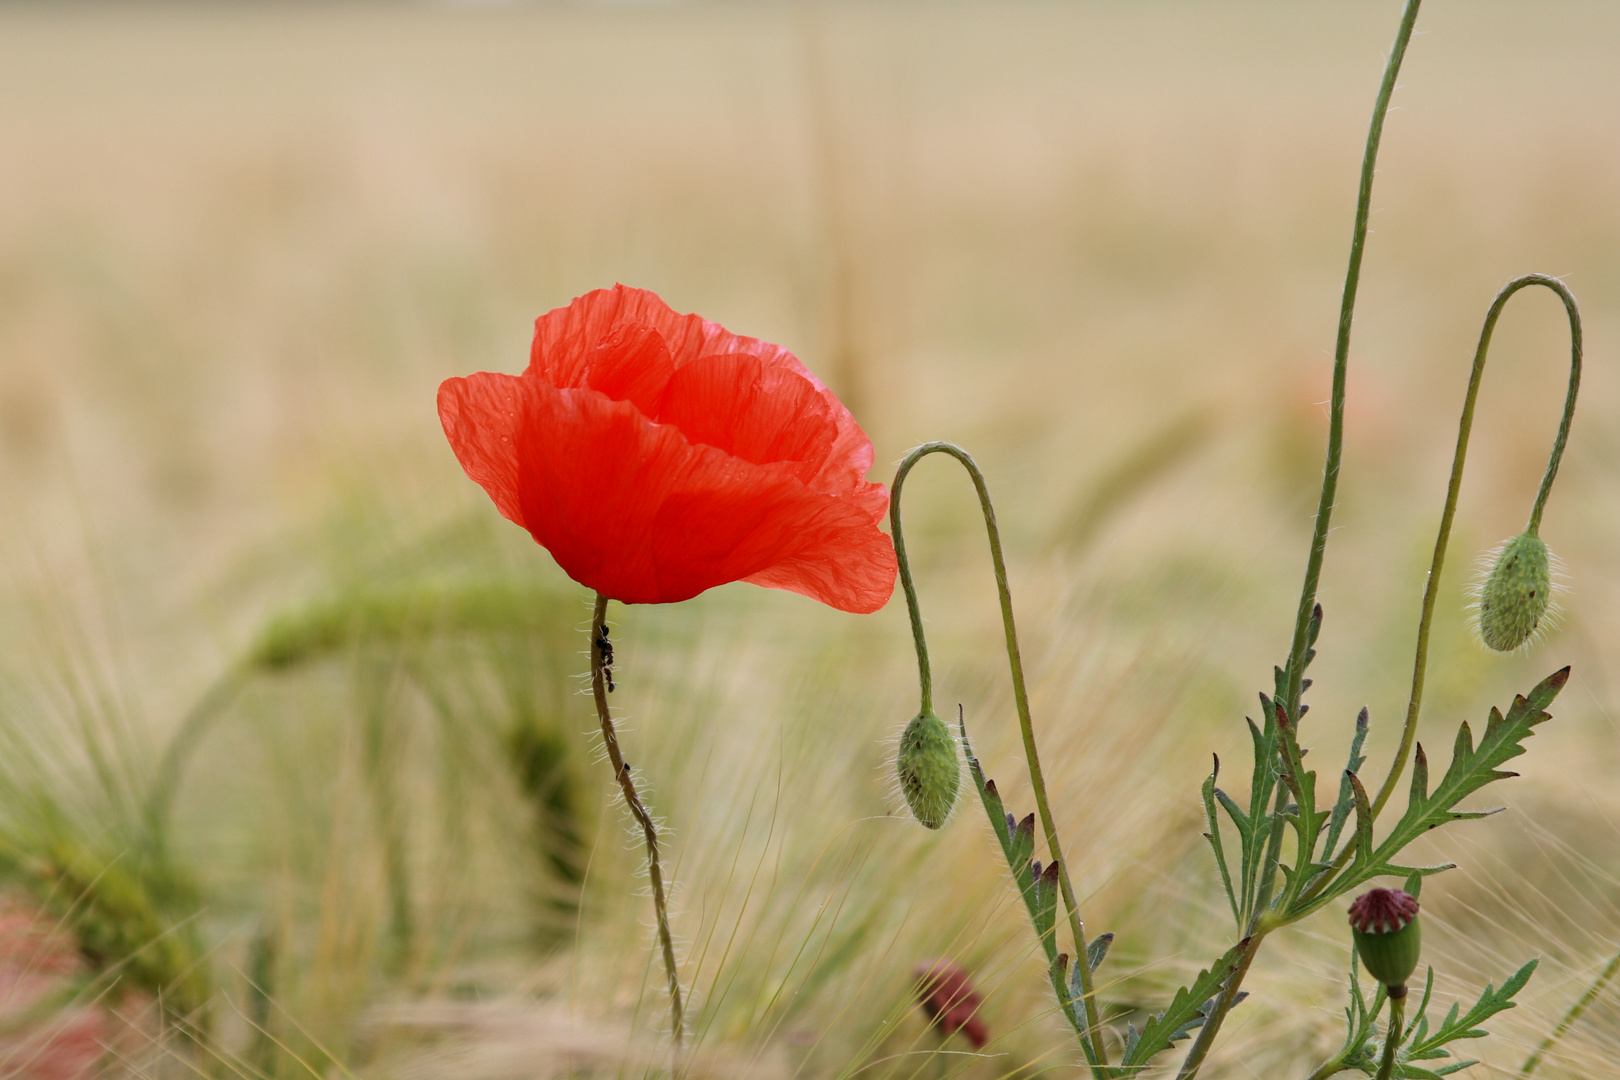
[437,373,529,530]
[653,352,835,477]
[448,286,896,611]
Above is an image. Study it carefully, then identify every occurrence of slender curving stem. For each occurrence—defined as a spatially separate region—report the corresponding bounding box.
[890,441,1110,1073]
[1179,1,1426,1074]
[1294,274,1584,911]
[1369,275,1581,821]
[590,594,685,1050]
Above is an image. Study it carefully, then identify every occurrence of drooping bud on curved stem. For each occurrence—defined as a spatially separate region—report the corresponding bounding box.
[1369,274,1581,822]
[888,441,1110,1073]
[1477,530,1553,652]
[897,711,960,829]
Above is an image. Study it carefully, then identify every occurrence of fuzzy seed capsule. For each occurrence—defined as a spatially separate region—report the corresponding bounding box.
[897,711,960,829]
[1477,531,1552,652]
[1349,888,1422,993]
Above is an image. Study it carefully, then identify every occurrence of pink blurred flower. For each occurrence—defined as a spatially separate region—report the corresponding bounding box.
[914,959,988,1049]
[0,904,105,1080]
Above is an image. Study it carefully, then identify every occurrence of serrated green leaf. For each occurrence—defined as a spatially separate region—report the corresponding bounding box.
[1383,671,1564,865]
[1348,770,1373,868]
[1215,787,1250,834]
[1203,759,1240,925]
[1121,942,1245,1066]
[1400,960,1538,1066]
[1299,670,1567,918]
[1323,708,1370,863]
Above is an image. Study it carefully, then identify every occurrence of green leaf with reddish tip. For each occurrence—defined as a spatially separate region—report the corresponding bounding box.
[1293,669,1567,919]
[1203,760,1239,926]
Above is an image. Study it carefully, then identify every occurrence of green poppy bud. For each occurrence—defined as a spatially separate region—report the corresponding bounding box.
[1349,888,1421,993]
[1476,531,1553,652]
[896,711,960,830]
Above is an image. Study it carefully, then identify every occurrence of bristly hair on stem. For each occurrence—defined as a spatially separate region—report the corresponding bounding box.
[590,593,686,1052]
[1374,275,1580,817]
[1296,274,1583,910]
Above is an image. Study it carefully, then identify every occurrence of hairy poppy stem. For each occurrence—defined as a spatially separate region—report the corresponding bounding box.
[1375,993,1406,1080]
[590,594,685,1050]
[1295,275,1583,912]
[890,442,1110,1075]
[1372,276,1580,819]
[1179,0,1424,1075]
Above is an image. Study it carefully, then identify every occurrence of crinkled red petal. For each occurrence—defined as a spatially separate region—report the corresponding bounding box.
[528,285,879,501]
[438,371,895,612]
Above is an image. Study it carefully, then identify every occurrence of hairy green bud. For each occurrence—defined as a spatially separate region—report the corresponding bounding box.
[1349,888,1422,993]
[1477,531,1552,652]
[897,711,960,829]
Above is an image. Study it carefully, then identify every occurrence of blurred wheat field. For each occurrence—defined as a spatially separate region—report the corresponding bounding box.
[2,1,1620,1076]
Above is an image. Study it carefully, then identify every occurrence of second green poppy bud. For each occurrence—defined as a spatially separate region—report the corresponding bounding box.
[897,711,960,830]
[1349,888,1422,994]
[1477,531,1552,652]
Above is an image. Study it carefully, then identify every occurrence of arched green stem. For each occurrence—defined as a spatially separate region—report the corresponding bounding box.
[1178,1,1425,1074]
[590,594,685,1051]
[1294,274,1584,913]
[889,442,1109,1073]
[1369,274,1580,823]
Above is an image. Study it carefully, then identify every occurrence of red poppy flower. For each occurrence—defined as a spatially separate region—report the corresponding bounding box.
[437,286,896,613]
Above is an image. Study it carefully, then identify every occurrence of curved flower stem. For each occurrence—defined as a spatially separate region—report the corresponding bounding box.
[1370,274,1581,821]
[1294,275,1584,911]
[1180,2,1424,1074]
[890,441,1109,1073]
[590,594,685,1051]
[1520,946,1620,1076]
[1375,993,1406,1080]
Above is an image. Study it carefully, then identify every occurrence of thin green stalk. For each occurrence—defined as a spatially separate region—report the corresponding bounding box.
[889,442,1109,1075]
[1280,0,1423,736]
[1295,274,1584,911]
[1521,947,1620,1076]
[1370,274,1581,821]
[1181,1,1425,1072]
[589,594,685,1051]
[1375,993,1406,1080]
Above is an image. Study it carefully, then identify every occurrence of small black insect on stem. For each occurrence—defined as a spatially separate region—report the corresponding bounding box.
[595,624,616,692]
